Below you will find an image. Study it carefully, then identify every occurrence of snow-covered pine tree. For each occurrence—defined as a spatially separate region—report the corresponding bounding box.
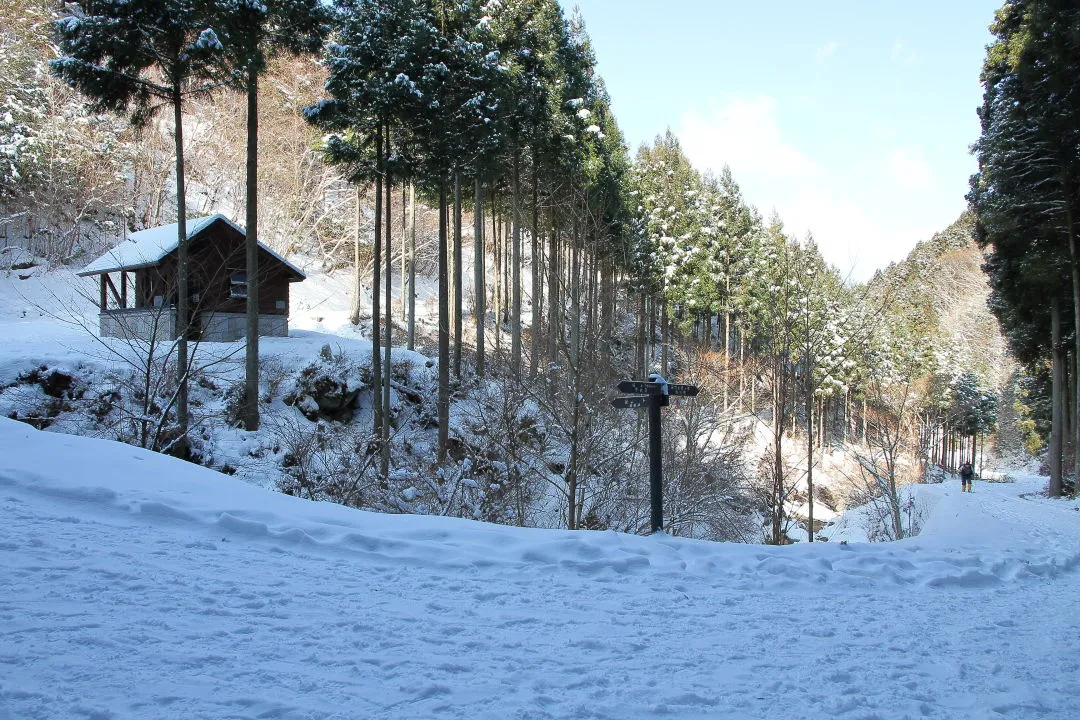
[631,131,703,373]
[213,0,328,433]
[51,0,229,456]
[970,0,1080,496]
[305,0,444,466]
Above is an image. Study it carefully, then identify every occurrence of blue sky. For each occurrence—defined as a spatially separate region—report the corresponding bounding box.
[567,0,1002,280]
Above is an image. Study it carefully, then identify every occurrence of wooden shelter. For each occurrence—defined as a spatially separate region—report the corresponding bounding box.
[78,214,305,342]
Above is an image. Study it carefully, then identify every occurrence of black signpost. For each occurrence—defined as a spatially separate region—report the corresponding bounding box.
[611,374,699,533]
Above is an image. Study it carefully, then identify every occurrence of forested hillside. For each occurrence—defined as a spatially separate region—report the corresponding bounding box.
[0,0,1036,543]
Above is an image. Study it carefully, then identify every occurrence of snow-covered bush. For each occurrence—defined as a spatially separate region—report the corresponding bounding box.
[272,413,377,506]
[453,379,549,526]
[0,366,85,429]
[283,344,371,422]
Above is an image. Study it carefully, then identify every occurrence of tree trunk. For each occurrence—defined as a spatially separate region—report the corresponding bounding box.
[842,390,849,446]
[861,396,868,446]
[407,182,416,350]
[636,292,646,378]
[566,395,584,531]
[941,422,948,469]
[1062,181,1080,486]
[772,362,785,545]
[453,172,462,379]
[723,276,731,356]
[931,422,938,467]
[493,196,502,357]
[511,153,522,378]
[474,177,485,376]
[739,331,746,412]
[819,395,826,450]
[1071,222,1080,487]
[585,236,598,360]
[504,216,511,325]
[599,255,613,359]
[548,210,560,365]
[643,296,650,371]
[529,152,540,379]
[448,189,455,347]
[381,130,392,480]
[242,70,260,431]
[1066,351,1074,463]
[660,297,668,375]
[748,340,755,413]
[438,182,450,462]
[570,226,580,368]
[371,126,383,441]
[173,89,189,455]
[806,373,814,542]
[350,187,362,325]
[1051,299,1064,497]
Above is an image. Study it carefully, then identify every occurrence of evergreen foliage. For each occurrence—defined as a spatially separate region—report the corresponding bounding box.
[970,0,1080,494]
[51,0,232,455]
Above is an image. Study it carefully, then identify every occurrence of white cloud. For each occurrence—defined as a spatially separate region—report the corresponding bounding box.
[886,146,935,192]
[679,97,818,180]
[676,96,944,281]
[815,41,839,64]
[891,40,917,65]
[776,186,935,283]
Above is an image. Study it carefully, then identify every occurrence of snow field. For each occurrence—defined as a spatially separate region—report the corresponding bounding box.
[3,418,1080,719]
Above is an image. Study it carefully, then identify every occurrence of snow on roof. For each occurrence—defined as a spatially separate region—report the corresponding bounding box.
[78,214,306,279]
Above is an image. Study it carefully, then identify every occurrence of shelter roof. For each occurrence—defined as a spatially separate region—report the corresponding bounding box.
[78,214,306,279]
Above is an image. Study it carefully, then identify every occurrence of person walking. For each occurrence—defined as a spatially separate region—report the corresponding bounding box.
[959,461,975,492]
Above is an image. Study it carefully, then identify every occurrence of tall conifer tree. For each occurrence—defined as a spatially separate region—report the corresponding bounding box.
[216,0,328,432]
[52,0,227,455]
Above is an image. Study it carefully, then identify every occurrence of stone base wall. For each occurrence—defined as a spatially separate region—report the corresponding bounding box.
[99,309,288,342]
[100,309,177,341]
[199,312,288,342]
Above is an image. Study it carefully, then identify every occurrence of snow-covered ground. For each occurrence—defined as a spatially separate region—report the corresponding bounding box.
[4,256,1080,718]
[2,417,1079,720]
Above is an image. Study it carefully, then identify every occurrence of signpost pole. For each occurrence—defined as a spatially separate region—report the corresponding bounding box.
[648,397,663,533]
[612,376,696,535]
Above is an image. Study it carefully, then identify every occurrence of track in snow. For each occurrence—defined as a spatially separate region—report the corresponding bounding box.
[2,419,1079,719]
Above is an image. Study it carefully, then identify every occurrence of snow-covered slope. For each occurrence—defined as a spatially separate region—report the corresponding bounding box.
[2,418,1079,719]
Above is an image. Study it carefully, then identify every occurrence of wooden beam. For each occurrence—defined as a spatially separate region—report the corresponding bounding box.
[99,275,107,311]
[120,271,127,309]
[103,274,122,307]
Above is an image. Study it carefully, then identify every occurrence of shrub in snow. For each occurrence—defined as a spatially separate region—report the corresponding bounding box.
[0,366,88,430]
[273,414,377,506]
[223,382,247,428]
[0,246,39,272]
[283,345,371,422]
[259,355,290,402]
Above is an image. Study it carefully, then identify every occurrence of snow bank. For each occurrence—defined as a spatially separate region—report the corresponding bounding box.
[3,419,1080,719]
[2,418,1078,589]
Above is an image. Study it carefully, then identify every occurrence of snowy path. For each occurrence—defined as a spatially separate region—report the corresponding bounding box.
[2,419,1080,719]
